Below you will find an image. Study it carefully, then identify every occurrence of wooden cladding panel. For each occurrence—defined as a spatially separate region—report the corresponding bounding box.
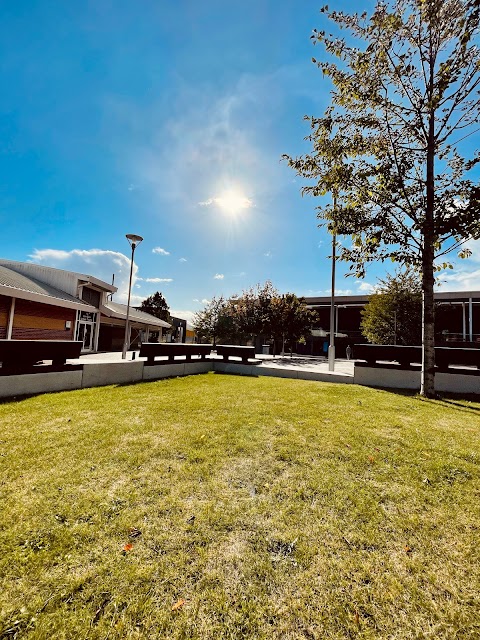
[12,300,76,340]
[0,295,10,335]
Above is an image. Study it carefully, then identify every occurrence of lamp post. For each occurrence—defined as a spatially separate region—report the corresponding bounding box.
[122,233,143,360]
[328,194,337,371]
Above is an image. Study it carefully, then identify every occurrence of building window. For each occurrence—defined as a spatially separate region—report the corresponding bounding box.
[81,287,101,308]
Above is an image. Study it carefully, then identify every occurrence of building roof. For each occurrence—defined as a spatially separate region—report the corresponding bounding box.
[305,291,480,307]
[101,301,171,329]
[0,265,97,311]
[0,259,116,294]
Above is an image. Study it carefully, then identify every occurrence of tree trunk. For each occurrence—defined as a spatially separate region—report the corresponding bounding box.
[421,84,436,398]
[421,245,435,398]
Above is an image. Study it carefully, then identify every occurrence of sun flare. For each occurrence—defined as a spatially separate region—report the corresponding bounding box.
[215,190,253,215]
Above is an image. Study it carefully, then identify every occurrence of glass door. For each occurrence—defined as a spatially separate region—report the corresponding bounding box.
[77,322,94,352]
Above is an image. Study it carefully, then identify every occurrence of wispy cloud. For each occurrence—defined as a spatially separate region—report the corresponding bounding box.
[201,298,210,304]
[152,247,170,255]
[263,250,272,258]
[214,273,224,280]
[179,257,187,263]
[108,67,301,221]
[145,277,173,283]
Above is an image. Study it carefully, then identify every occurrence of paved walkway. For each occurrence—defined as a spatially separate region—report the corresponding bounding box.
[74,350,354,380]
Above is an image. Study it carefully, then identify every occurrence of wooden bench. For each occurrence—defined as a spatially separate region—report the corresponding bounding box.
[139,343,213,365]
[354,344,421,367]
[215,345,256,364]
[355,344,480,372]
[435,347,480,370]
[0,340,83,374]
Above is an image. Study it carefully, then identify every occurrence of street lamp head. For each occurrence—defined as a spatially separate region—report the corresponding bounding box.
[126,233,143,249]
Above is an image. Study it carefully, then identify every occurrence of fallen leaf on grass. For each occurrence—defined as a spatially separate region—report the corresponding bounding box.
[368,456,375,464]
[122,543,134,553]
[354,610,360,626]
[171,599,186,611]
[404,545,413,554]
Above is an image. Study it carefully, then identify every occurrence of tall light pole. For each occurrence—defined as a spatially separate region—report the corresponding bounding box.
[328,194,337,371]
[122,233,143,360]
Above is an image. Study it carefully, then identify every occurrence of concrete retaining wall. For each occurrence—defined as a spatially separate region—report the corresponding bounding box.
[0,358,478,400]
[0,370,84,399]
[354,365,480,394]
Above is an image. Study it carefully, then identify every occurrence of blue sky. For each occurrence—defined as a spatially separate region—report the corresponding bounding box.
[1,0,479,323]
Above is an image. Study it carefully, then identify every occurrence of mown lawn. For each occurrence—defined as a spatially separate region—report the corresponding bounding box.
[0,372,479,639]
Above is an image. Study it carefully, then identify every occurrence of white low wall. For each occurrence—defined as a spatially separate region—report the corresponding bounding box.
[1,359,478,400]
[354,366,420,390]
[0,360,218,399]
[213,361,354,384]
[354,365,480,394]
[0,370,84,399]
[82,361,145,388]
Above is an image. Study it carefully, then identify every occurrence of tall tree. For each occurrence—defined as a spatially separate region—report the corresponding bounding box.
[285,0,480,397]
[137,291,170,322]
[361,271,423,345]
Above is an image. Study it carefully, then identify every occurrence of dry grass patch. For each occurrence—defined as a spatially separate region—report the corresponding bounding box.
[0,373,479,639]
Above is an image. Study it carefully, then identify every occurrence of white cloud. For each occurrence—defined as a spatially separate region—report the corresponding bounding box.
[437,267,480,292]
[358,282,375,293]
[263,251,272,258]
[214,273,224,280]
[201,298,210,304]
[319,288,353,296]
[145,277,173,283]
[436,241,480,291]
[29,247,137,303]
[199,193,254,211]
[179,257,187,263]
[169,309,196,325]
[192,298,200,303]
[152,247,170,255]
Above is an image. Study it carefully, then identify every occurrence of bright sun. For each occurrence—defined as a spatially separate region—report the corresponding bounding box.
[215,190,252,215]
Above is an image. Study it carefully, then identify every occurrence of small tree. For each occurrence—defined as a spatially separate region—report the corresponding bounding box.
[361,271,422,345]
[270,294,315,355]
[193,296,230,346]
[234,281,279,347]
[137,292,170,323]
[285,0,480,397]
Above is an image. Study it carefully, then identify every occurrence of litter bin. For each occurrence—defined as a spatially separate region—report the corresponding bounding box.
[262,344,270,355]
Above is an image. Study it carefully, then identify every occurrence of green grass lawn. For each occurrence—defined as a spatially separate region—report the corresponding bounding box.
[1,373,479,639]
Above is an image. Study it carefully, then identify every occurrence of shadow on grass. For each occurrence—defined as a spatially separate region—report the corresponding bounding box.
[362,385,480,415]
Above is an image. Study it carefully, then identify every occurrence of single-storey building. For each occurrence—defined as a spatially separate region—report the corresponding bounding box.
[303,291,480,356]
[0,259,170,352]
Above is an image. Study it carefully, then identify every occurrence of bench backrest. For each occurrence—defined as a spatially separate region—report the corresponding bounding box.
[216,345,256,356]
[139,343,213,358]
[0,340,83,365]
[355,344,480,368]
[354,344,421,365]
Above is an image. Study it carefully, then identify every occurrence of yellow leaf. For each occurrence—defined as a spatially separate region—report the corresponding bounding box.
[171,599,186,611]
